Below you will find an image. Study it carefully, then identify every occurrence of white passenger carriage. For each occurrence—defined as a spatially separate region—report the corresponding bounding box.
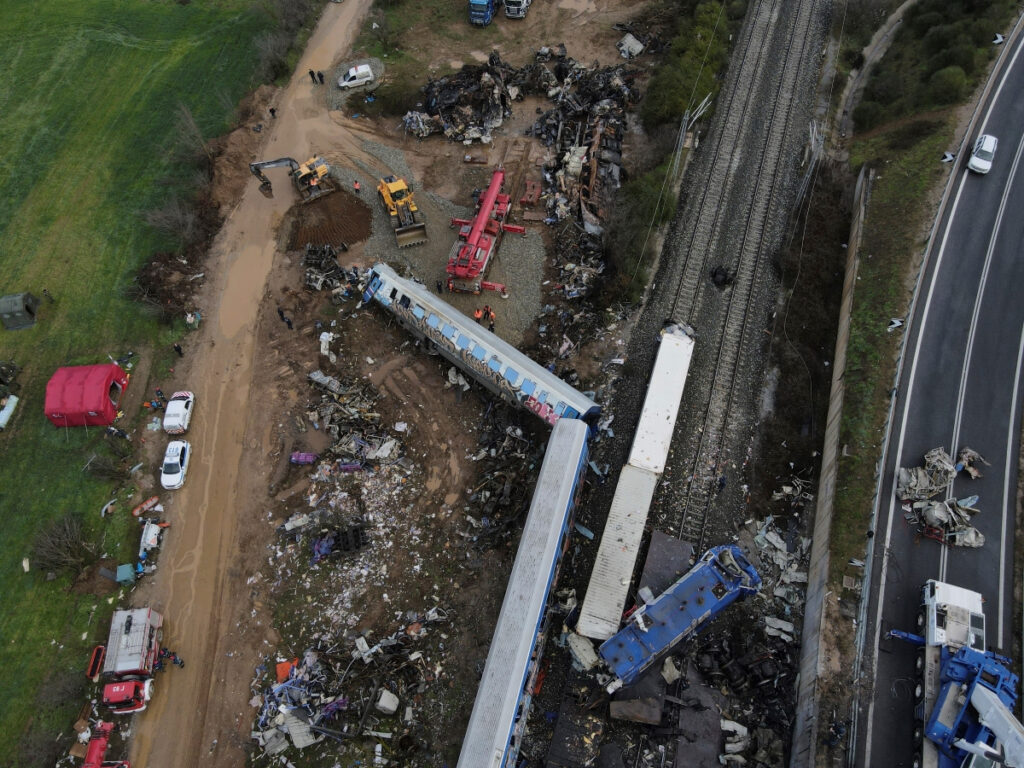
[362,263,600,426]
[457,419,590,768]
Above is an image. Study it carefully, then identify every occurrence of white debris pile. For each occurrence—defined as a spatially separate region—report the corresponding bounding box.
[895,446,990,501]
[904,495,985,548]
[251,445,460,764]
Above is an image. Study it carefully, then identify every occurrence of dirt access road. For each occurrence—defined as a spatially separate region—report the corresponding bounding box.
[125,0,645,764]
[129,2,375,765]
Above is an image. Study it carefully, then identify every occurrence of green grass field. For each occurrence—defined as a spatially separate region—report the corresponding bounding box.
[0,1,274,762]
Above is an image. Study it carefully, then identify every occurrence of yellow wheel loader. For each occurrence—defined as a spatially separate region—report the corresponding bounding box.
[249,156,338,204]
[377,176,428,248]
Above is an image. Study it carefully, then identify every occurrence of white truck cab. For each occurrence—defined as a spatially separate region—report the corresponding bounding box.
[337,64,374,89]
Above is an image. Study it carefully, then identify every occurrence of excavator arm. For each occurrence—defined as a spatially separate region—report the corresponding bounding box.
[249,158,299,199]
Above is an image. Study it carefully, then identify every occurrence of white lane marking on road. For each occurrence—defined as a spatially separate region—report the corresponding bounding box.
[1001,324,1024,641]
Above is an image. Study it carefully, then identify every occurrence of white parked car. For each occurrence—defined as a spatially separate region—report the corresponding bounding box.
[967,134,997,174]
[337,64,374,90]
[162,391,195,434]
[161,440,192,490]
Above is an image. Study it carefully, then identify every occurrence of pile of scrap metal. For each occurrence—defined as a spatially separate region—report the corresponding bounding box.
[303,244,356,293]
[895,447,957,500]
[770,474,815,509]
[305,371,407,468]
[251,611,449,761]
[403,51,543,142]
[904,495,985,548]
[895,447,988,546]
[954,446,989,479]
[550,223,605,299]
[277,506,370,563]
[611,22,668,60]
[461,415,544,547]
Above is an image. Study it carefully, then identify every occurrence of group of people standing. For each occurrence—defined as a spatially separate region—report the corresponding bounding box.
[473,305,497,332]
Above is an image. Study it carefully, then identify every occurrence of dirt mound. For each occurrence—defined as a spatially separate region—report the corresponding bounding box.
[287,189,373,249]
[72,558,119,595]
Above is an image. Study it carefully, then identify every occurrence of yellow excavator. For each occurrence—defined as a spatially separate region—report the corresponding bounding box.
[377,176,428,248]
[249,156,337,204]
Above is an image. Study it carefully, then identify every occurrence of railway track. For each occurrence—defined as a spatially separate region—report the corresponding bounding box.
[661,0,819,549]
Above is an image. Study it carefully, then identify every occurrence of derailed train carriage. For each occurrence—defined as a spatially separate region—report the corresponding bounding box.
[361,263,600,427]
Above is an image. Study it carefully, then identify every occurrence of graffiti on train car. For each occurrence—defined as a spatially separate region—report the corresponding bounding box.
[391,299,562,425]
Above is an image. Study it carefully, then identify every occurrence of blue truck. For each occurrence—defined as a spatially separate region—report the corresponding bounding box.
[468,0,498,26]
[888,580,1024,768]
[598,544,761,688]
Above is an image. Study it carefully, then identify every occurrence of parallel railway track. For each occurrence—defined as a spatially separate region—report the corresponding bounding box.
[659,0,819,549]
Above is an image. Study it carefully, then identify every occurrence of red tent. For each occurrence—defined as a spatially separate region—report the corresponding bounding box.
[45,364,129,427]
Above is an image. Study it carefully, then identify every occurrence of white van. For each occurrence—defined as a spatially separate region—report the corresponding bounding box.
[337,64,374,90]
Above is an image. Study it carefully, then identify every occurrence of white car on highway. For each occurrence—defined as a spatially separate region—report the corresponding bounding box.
[967,134,997,174]
[162,391,195,434]
[160,440,192,490]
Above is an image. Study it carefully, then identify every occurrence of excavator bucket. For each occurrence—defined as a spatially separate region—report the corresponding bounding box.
[395,223,429,248]
[258,180,274,199]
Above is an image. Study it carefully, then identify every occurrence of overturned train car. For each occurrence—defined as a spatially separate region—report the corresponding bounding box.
[362,263,600,426]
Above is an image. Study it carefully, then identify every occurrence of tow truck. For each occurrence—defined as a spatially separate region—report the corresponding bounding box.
[446,167,525,294]
[888,580,1024,767]
[94,608,164,714]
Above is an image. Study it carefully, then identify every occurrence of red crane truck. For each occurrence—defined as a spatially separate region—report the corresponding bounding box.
[446,167,525,294]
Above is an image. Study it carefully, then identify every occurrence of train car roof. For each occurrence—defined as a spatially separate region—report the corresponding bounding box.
[577,464,660,639]
[457,419,589,767]
[627,328,694,474]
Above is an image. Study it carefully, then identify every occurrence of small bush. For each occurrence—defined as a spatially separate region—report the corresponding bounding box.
[32,513,97,576]
[726,0,747,20]
[852,101,885,132]
[928,65,967,104]
[255,30,291,83]
[841,49,865,70]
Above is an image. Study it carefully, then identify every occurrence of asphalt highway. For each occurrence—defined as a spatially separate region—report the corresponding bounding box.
[855,36,1024,768]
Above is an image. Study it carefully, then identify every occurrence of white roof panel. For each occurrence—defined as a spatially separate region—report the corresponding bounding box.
[458,419,589,767]
[577,465,660,639]
[627,331,694,475]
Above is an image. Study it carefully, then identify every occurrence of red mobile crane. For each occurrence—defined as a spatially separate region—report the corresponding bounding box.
[446,168,525,294]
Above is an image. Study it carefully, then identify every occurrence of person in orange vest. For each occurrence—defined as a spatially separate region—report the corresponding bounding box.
[473,308,483,323]
[353,180,361,193]
[488,308,496,322]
